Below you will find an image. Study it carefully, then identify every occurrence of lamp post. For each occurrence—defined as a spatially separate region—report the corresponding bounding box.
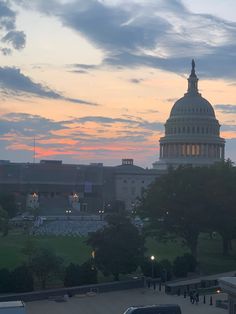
[65,209,72,220]
[98,209,104,220]
[150,255,155,278]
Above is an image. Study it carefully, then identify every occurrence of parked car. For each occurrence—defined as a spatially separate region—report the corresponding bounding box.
[123,304,181,314]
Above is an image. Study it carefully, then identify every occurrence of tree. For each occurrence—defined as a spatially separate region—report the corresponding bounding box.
[87,214,145,280]
[205,160,236,255]
[140,256,161,278]
[0,194,17,218]
[0,206,9,236]
[29,247,63,289]
[0,268,11,293]
[173,256,188,278]
[64,263,81,287]
[139,166,208,258]
[21,239,38,264]
[11,265,34,292]
[64,261,97,287]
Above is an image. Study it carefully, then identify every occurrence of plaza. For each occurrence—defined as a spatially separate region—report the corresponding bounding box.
[26,287,227,314]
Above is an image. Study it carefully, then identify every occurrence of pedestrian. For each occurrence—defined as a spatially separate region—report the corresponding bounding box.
[189,291,194,304]
[195,291,199,305]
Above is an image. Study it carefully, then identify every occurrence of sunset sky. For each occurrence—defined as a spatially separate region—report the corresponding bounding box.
[0,0,236,167]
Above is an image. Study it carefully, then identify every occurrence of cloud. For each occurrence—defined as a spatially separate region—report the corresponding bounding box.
[71,115,164,131]
[68,63,99,74]
[16,0,236,80]
[215,104,236,114]
[71,64,98,70]
[0,111,235,165]
[0,0,26,54]
[0,112,68,136]
[0,66,98,105]
[221,124,236,132]
[2,30,26,49]
[129,78,143,84]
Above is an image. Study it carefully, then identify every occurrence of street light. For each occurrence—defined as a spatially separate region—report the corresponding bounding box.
[65,209,72,220]
[150,255,155,278]
[98,209,104,220]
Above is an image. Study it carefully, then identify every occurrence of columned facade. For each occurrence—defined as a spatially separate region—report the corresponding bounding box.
[154,60,225,168]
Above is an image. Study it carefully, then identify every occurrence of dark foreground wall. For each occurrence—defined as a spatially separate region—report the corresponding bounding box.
[0,278,145,302]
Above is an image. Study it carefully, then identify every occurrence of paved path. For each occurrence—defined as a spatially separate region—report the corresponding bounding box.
[26,287,227,314]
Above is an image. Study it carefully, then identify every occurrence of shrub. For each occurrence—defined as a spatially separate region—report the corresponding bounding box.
[0,268,11,293]
[11,265,34,292]
[182,253,197,272]
[64,261,97,287]
[173,256,188,278]
[159,259,173,281]
[140,256,161,278]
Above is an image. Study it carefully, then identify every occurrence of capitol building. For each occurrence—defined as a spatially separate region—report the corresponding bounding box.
[0,61,226,213]
[154,60,225,169]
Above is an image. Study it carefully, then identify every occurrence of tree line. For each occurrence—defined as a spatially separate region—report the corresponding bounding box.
[138,160,236,257]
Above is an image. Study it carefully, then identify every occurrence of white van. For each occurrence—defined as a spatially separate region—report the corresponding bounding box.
[0,301,26,314]
[123,304,182,314]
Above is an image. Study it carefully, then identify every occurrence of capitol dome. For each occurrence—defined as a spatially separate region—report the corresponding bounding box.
[154,60,225,168]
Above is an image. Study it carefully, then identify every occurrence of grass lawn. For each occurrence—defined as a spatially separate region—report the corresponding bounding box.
[0,230,235,275]
[0,232,91,269]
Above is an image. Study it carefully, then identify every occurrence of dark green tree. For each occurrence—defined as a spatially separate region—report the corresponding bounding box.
[79,260,97,285]
[173,256,188,278]
[29,247,63,289]
[64,263,80,287]
[64,262,97,287]
[87,214,145,280]
[205,160,236,255]
[11,265,34,292]
[0,194,17,218]
[0,268,11,293]
[139,166,208,258]
[0,206,9,236]
[140,256,161,278]
[21,239,38,264]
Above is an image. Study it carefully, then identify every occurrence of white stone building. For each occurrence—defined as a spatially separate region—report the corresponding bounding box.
[154,60,225,169]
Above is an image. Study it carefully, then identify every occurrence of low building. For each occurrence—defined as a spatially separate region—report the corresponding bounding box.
[220,277,236,314]
[0,158,159,213]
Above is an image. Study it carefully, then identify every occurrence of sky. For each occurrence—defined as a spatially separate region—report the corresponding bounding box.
[0,0,236,168]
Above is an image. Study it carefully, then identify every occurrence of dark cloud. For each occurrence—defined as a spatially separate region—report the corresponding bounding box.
[0,112,68,136]
[0,66,98,105]
[166,98,178,103]
[70,70,89,74]
[0,0,26,54]
[2,30,26,49]
[71,115,164,132]
[221,125,236,132]
[71,64,98,70]
[18,0,236,79]
[215,104,236,114]
[0,47,11,55]
[129,78,143,84]
[0,0,16,30]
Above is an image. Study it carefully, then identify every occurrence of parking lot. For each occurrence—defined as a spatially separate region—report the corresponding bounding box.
[26,287,227,314]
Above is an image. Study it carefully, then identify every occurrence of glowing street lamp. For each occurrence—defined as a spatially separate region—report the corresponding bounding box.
[98,209,104,220]
[150,255,155,278]
[65,209,72,219]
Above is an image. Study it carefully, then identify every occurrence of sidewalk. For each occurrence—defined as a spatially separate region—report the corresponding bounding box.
[26,287,228,314]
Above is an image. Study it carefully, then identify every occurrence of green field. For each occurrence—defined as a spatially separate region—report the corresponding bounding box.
[0,231,236,275]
